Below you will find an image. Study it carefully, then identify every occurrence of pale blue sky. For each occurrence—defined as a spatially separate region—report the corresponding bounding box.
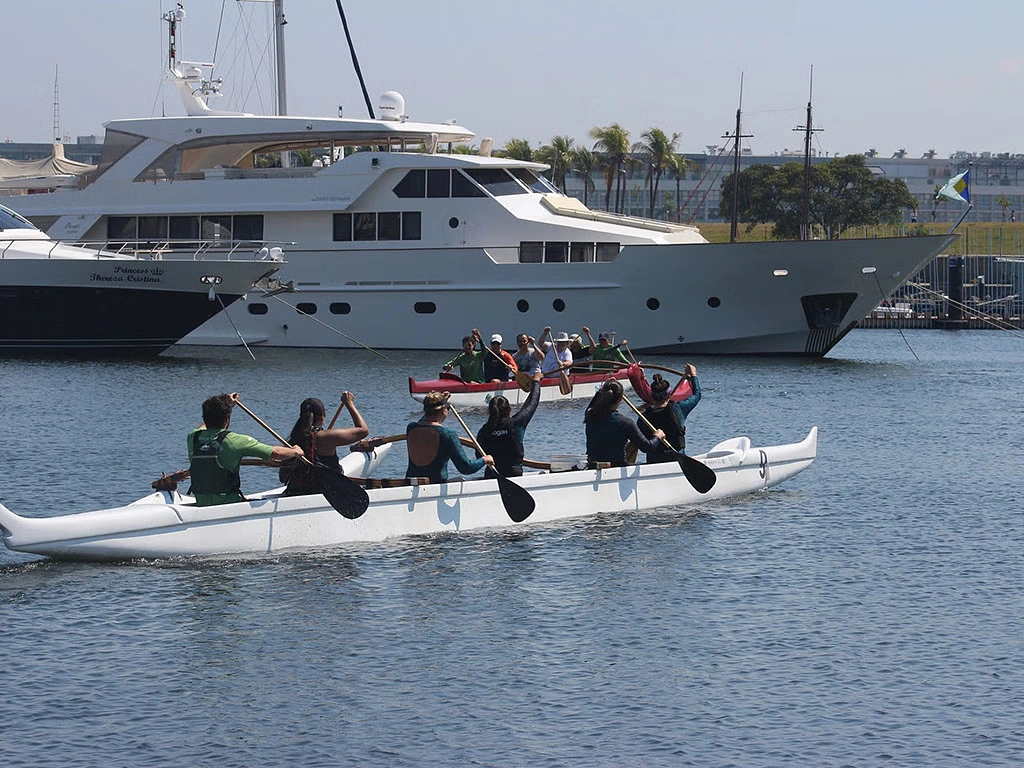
[3,0,1022,158]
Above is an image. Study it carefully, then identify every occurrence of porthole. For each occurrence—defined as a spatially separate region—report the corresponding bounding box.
[247,303,268,315]
[296,302,317,315]
[517,299,530,312]
[553,299,565,312]
[448,217,460,229]
[708,296,721,308]
[414,302,437,314]
[646,298,660,311]
[329,302,351,315]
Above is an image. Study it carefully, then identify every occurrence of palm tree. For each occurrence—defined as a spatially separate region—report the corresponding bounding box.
[665,153,691,222]
[572,147,597,207]
[635,128,681,218]
[451,143,478,155]
[535,135,575,192]
[501,138,534,162]
[590,124,631,212]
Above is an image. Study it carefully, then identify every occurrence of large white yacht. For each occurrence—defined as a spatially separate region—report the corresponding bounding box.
[2,6,954,356]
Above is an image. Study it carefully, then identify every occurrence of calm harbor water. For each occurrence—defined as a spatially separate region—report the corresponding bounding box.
[1,329,1021,767]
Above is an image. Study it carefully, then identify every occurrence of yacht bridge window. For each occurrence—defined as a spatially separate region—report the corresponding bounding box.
[333,211,421,242]
[518,241,621,263]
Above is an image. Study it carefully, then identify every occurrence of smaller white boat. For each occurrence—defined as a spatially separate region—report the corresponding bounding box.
[0,428,817,561]
[0,203,284,352]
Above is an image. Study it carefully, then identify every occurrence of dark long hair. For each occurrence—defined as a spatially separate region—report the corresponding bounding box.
[483,395,512,432]
[584,379,623,423]
[650,374,671,403]
[287,397,326,446]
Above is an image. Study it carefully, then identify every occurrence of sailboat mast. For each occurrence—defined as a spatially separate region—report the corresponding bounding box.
[723,74,752,243]
[274,0,287,116]
[801,66,814,241]
[730,75,743,243]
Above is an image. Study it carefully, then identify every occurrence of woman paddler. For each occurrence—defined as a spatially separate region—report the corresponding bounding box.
[584,379,665,467]
[406,391,494,483]
[280,392,369,496]
[476,368,544,477]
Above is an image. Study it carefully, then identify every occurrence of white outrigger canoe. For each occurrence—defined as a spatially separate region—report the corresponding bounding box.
[0,428,817,561]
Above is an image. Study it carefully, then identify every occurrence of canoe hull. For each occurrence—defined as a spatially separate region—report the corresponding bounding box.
[0,428,816,561]
[410,368,633,407]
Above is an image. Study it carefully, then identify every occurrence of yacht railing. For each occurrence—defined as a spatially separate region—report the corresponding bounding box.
[0,238,288,262]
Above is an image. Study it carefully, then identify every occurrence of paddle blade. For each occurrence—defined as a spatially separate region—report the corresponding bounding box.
[315,466,371,519]
[514,370,533,392]
[495,473,535,523]
[678,453,717,494]
[558,371,573,396]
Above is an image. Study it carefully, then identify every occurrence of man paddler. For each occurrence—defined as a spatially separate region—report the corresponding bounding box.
[187,393,304,506]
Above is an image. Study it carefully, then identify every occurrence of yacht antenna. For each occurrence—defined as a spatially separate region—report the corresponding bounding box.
[53,65,61,144]
[333,0,375,118]
[723,73,752,243]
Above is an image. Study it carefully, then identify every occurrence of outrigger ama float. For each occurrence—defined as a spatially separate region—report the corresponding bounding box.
[0,425,817,562]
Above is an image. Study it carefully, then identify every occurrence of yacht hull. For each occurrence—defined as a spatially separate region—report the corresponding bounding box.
[181,234,954,356]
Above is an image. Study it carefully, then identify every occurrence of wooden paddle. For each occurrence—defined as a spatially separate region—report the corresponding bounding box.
[232,398,371,519]
[446,402,536,523]
[621,395,717,494]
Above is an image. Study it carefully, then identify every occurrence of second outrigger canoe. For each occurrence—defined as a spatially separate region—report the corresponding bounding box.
[409,367,649,407]
[0,428,816,561]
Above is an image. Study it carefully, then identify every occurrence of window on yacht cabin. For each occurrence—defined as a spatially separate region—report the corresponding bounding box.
[137,216,169,243]
[570,243,595,263]
[519,242,543,263]
[0,207,36,230]
[464,169,527,196]
[170,216,200,238]
[354,213,377,241]
[333,213,353,241]
[427,169,451,198]
[107,216,137,242]
[544,242,569,263]
[596,242,621,262]
[202,215,233,242]
[378,212,401,240]
[509,168,559,194]
[296,303,317,315]
[393,170,426,198]
[451,170,487,198]
[401,212,421,240]
[233,215,264,242]
[248,303,269,315]
[330,303,352,315]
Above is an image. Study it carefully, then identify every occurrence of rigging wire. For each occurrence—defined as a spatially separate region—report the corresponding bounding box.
[216,294,257,360]
[871,271,920,361]
[262,292,390,359]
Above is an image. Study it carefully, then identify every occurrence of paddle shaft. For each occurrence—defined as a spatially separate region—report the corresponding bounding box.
[621,396,678,455]
[621,395,716,493]
[446,403,489,461]
[233,398,315,467]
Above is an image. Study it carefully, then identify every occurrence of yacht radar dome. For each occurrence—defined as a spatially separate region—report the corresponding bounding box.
[378,91,407,122]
